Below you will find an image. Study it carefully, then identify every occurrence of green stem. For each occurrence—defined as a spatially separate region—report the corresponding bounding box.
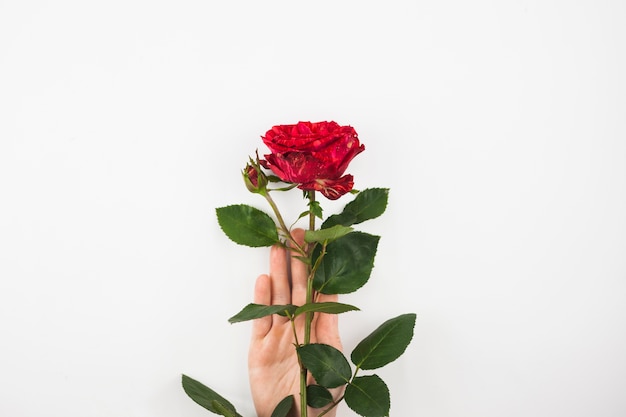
[288,314,300,346]
[300,191,317,417]
[308,191,316,232]
[317,367,361,416]
[317,395,344,417]
[299,367,307,417]
[263,191,305,255]
[304,191,316,343]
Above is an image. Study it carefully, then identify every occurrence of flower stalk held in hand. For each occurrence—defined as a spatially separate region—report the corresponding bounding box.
[182,121,416,417]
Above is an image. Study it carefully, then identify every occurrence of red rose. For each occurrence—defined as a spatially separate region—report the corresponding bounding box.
[260,121,365,200]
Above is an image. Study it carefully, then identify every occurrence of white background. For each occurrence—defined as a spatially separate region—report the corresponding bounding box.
[1,1,625,416]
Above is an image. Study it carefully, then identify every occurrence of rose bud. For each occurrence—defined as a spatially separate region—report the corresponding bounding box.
[242,162,267,194]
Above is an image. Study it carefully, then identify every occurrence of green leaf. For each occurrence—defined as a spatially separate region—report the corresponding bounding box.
[270,395,294,417]
[294,302,360,317]
[212,400,238,417]
[351,313,416,370]
[306,385,333,408]
[292,255,311,265]
[297,344,351,388]
[344,375,390,417]
[228,303,297,323]
[216,204,279,247]
[305,225,354,244]
[322,211,357,229]
[312,232,380,294]
[181,374,242,416]
[322,188,389,229]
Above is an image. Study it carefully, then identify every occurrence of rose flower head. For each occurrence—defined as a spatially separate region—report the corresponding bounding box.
[260,121,365,200]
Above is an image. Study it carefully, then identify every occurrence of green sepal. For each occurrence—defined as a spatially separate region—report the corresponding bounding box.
[322,188,389,229]
[308,199,324,219]
[216,204,279,247]
[270,183,299,191]
[306,385,333,408]
[312,232,380,294]
[297,343,351,388]
[297,210,310,221]
[181,374,242,416]
[228,303,297,323]
[344,375,390,417]
[351,313,416,370]
[294,302,360,317]
[305,225,354,244]
[270,395,294,417]
[266,175,284,182]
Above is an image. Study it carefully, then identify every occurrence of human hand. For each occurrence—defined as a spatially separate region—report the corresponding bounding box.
[248,229,343,417]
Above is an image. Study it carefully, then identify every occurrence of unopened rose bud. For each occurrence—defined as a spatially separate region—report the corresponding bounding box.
[242,163,268,194]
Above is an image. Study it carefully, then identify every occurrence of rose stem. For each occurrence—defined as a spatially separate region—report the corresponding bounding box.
[304,190,316,343]
[299,191,317,417]
[263,191,304,255]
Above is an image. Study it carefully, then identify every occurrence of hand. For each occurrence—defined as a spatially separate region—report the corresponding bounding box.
[248,229,343,417]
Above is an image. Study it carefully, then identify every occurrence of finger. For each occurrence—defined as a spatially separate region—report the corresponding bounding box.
[289,228,308,306]
[269,245,291,304]
[269,244,291,325]
[313,293,343,350]
[250,274,272,339]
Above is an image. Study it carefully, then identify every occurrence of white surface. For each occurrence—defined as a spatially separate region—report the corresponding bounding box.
[1,1,625,416]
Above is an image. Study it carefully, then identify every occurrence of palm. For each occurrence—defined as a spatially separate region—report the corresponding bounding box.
[248,230,342,417]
